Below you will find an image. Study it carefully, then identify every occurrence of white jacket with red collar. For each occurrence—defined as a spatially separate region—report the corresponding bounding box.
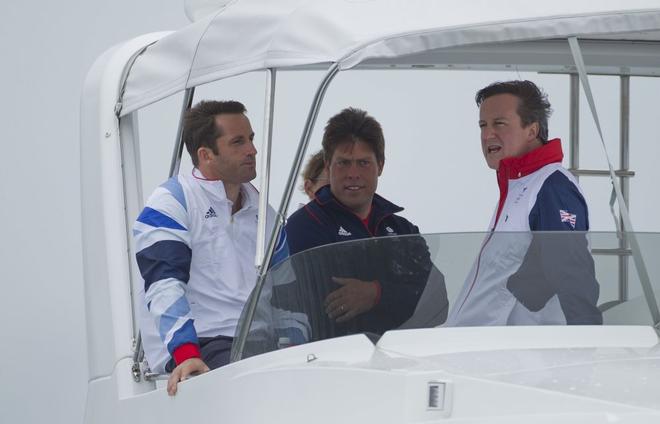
[447,139,602,327]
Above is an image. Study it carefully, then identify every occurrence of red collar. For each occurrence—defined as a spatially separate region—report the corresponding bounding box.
[360,207,373,231]
[497,138,563,182]
[494,139,564,225]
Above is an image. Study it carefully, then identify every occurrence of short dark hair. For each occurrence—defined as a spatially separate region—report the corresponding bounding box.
[475,80,553,143]
[322,107,385,165]
[182,100,247,166]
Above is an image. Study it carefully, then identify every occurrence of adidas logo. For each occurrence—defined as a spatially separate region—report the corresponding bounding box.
[205,207,217,219]
[337,226,352,237]
[385,226,394,233]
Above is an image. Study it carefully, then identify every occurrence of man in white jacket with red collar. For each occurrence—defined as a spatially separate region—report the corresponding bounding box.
[447,80,602,327]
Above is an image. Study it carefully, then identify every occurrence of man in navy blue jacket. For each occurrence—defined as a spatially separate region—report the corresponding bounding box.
[284,108,447,338]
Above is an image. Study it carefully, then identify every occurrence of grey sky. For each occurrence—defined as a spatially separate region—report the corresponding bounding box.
[1,2,188,423]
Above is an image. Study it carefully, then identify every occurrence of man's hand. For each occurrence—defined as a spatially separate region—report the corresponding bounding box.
[325,277,378,323]
[167,358,210,396]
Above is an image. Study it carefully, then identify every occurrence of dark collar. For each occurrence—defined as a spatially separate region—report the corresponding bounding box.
[313,185,403,217]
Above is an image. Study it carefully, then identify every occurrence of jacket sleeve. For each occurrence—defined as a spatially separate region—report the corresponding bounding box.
[285,205,334,255]
[133,177,201,365]
[270,226,290,268]
[507,171,602,324]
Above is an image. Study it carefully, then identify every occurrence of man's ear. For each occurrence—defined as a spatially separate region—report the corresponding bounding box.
[377,160,384,176]
[197,147,211,163]
[527,122,539,141]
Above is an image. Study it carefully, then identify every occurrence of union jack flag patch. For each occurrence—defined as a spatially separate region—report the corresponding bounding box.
[559,209,577,229]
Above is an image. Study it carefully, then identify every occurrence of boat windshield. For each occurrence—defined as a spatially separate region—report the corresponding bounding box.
[233,231,660,360]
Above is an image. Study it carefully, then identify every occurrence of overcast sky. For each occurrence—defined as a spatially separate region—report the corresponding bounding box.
[3,2,660,423]
[1,2,188,423]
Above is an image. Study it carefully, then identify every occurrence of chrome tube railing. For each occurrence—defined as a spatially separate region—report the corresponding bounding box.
[231,63,340,362]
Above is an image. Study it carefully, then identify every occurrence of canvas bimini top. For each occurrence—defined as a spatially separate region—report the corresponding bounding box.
[118,0,660,115]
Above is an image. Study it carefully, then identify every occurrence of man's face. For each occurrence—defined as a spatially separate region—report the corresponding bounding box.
[203,114,257,183]
[327,140,383,217]
[479,93,540,170]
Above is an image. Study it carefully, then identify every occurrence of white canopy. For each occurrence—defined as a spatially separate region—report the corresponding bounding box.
[119,0,660,116]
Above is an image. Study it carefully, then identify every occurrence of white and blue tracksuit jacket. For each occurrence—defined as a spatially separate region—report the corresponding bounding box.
[133,170,288,371]
[447,139,602,326]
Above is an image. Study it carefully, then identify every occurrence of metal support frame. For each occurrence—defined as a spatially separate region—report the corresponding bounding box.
[118,111,144,343]
[569,74,580,182]
[117,110,149,383]
[619,75,631,302]
[256,69,277,269]
[131,333,144,382]
[568,73,634,305]
[169,88,196,177]
[570,169,634,177]
[592,248,632,256]
[231,63,341,362]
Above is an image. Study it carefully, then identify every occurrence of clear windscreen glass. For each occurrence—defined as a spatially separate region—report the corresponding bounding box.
[233,231,660,360]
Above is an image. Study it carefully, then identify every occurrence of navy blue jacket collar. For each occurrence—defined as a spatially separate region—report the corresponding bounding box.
[313,185,403,219]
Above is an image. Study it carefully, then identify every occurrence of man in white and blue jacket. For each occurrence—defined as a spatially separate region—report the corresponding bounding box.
[447,80,602,326]
[285,108,448,337]
[133,101,289,395]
